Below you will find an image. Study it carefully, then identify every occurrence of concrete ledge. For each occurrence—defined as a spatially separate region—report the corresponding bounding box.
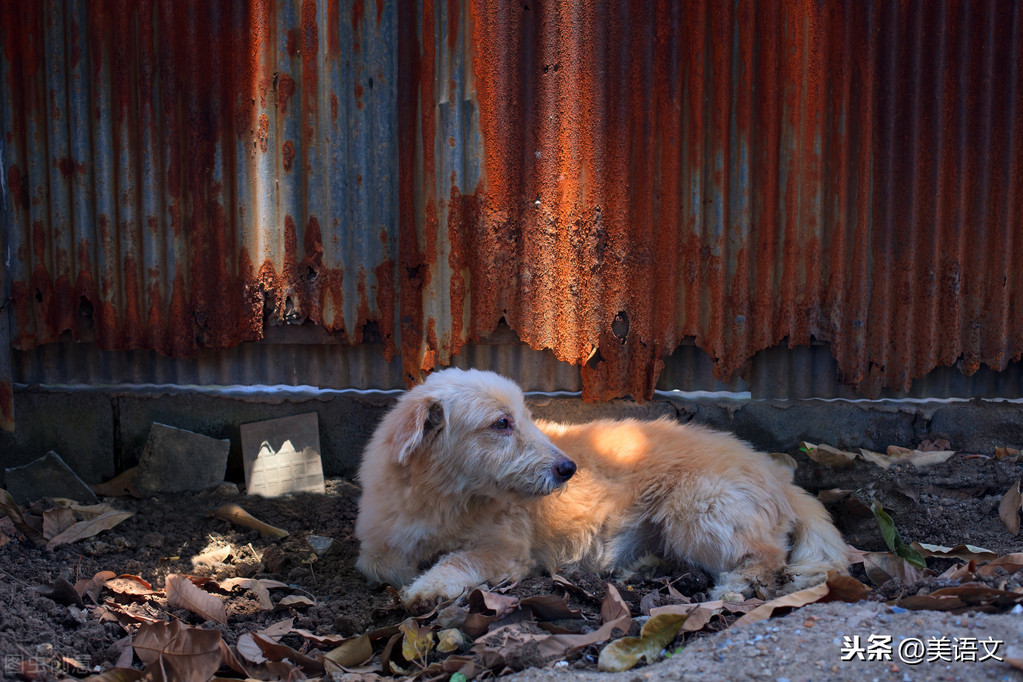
[2,387,1022,488]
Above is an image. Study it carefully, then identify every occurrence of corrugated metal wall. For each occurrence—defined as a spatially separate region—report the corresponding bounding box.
[3,1,1023,428]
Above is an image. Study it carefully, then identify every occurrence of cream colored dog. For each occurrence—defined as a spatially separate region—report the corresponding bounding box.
[356,368,848,606]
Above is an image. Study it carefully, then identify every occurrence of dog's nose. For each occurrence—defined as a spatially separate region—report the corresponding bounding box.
[553,457,576,482]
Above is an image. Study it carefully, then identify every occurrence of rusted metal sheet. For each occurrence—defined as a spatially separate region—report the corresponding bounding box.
[4,1,1023,403]
[0,0,398,367]
[403,0,1023,401]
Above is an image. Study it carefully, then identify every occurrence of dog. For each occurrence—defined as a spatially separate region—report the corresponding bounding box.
[355,368,848,607]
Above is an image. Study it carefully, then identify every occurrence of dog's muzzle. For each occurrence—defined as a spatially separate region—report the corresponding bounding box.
[552,456,577,483]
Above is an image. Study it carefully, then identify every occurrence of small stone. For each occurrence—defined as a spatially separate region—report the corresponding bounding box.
[216,482,240,497]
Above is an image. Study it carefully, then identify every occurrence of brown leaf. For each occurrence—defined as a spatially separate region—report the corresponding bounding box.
[132,620,223,682]
[977,552,1023,576]
[165,574,227,624]
[0,488,43,544]
[520,594,582,621]
[45,509,134,550]
[732,583,830,627]
[820,572,872,603]
[600,583,631,626]
[324,633,374,667]
[218,577,273,610]
[106,574,159,597]
[862,552,934,586]
[910,542,997,562]
[885,445,955,468]
[275,594,314,610]
[999,480,1022,535]
[42,506,77,541]
[551,573,599,602]
[801,442,857,467]
[209,503,288,538]
[91,467,142,497]
[817,488,853,504]
[995,446,1021,462]
[75,570,117,603]
[250,631,324,675]
[939,559,977,581]
[191,544,232,568]
[468,587,519,618]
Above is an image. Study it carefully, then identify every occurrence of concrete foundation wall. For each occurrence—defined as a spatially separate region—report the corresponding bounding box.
[3,386,1022,488]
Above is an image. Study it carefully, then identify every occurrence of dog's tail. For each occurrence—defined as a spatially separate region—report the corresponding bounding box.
[783,485,850,591]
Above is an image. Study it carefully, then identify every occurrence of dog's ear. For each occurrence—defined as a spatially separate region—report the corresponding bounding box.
[389,395,445,464]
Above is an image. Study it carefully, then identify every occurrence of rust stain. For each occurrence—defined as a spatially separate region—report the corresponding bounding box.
[277,74,296,112]
[257,113,269,152]
[282,140,295,171]
[351,0,364,52]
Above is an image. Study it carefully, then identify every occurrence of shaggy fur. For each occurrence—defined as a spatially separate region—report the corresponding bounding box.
[356,368,848,606]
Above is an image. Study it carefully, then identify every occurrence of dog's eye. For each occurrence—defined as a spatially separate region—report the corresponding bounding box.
[490,417,512,431]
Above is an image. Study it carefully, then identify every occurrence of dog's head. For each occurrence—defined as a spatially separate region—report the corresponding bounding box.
[376,368,576,497]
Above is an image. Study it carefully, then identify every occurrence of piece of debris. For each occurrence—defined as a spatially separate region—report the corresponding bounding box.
[132,424,230,496]
[91,466,142,498]
[210,503,288,538]
[306,534,335,557]
[240,413,325,497]
[5,451,100,504]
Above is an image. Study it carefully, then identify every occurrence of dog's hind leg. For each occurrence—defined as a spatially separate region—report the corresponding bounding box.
[654,477,790,599]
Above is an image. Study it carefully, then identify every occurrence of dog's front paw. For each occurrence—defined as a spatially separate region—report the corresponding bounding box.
[401,566,474,612]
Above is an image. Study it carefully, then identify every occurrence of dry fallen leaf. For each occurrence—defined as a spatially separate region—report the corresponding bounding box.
[75,570,117,603]
[910,542,997,562]
[862,552,934,586]
[132,620,223,682]
[249,631,324,675]
[995,446,1021,462]
[91,467,142,498]
[437,628,467,653]
[0,488,43,544]
[275,594,315,610]
[323,633,374,668]
[165,574,227,624]
[209,503,288,538]
[801,442,857,467]
[45,509,134,550]
[399,617,435,663]
[42,506,77,541]
[105,574,159,597]
[820,572,872,603]
[977,552,1023,576]
[598,613,688,672]
[192,544,232,568]
[732,582,830,627]
[999,480,1022,535]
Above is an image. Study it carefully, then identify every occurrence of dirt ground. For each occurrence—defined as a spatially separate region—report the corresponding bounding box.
[1,441,1022,681]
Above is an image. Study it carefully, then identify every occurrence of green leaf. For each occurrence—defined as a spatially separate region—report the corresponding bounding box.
[870,502,927,569]
[449,674,467,682]
[597,613,687,672]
